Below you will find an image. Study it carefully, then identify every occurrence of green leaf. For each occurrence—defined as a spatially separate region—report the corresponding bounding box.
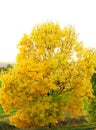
[0,81,2,87]
[48,89,54,95]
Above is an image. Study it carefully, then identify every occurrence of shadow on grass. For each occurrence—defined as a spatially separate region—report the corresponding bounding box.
[20,124,96,130]
[0,121,96,130]
[0,121,20,130]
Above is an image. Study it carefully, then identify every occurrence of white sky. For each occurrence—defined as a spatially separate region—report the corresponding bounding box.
[0,0,96,62]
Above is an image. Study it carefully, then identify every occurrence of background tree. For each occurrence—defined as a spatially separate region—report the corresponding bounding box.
[86,67,96,123]
[0,22,96,128]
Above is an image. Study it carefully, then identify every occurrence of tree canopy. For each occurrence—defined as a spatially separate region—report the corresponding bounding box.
[0,22,96,128]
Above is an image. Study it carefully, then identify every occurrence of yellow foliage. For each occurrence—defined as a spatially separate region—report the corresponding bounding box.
[0,21,96,128]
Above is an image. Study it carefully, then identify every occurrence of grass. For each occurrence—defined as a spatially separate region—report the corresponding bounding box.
[20,124,96,130]
[0,121,19,130]
[0,118,96,130]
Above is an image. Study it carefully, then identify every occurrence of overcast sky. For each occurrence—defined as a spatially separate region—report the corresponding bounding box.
[0,0,96,62]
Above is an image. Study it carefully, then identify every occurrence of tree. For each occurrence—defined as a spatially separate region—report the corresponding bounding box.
[0,22,96,128]
[86,67,96,123]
